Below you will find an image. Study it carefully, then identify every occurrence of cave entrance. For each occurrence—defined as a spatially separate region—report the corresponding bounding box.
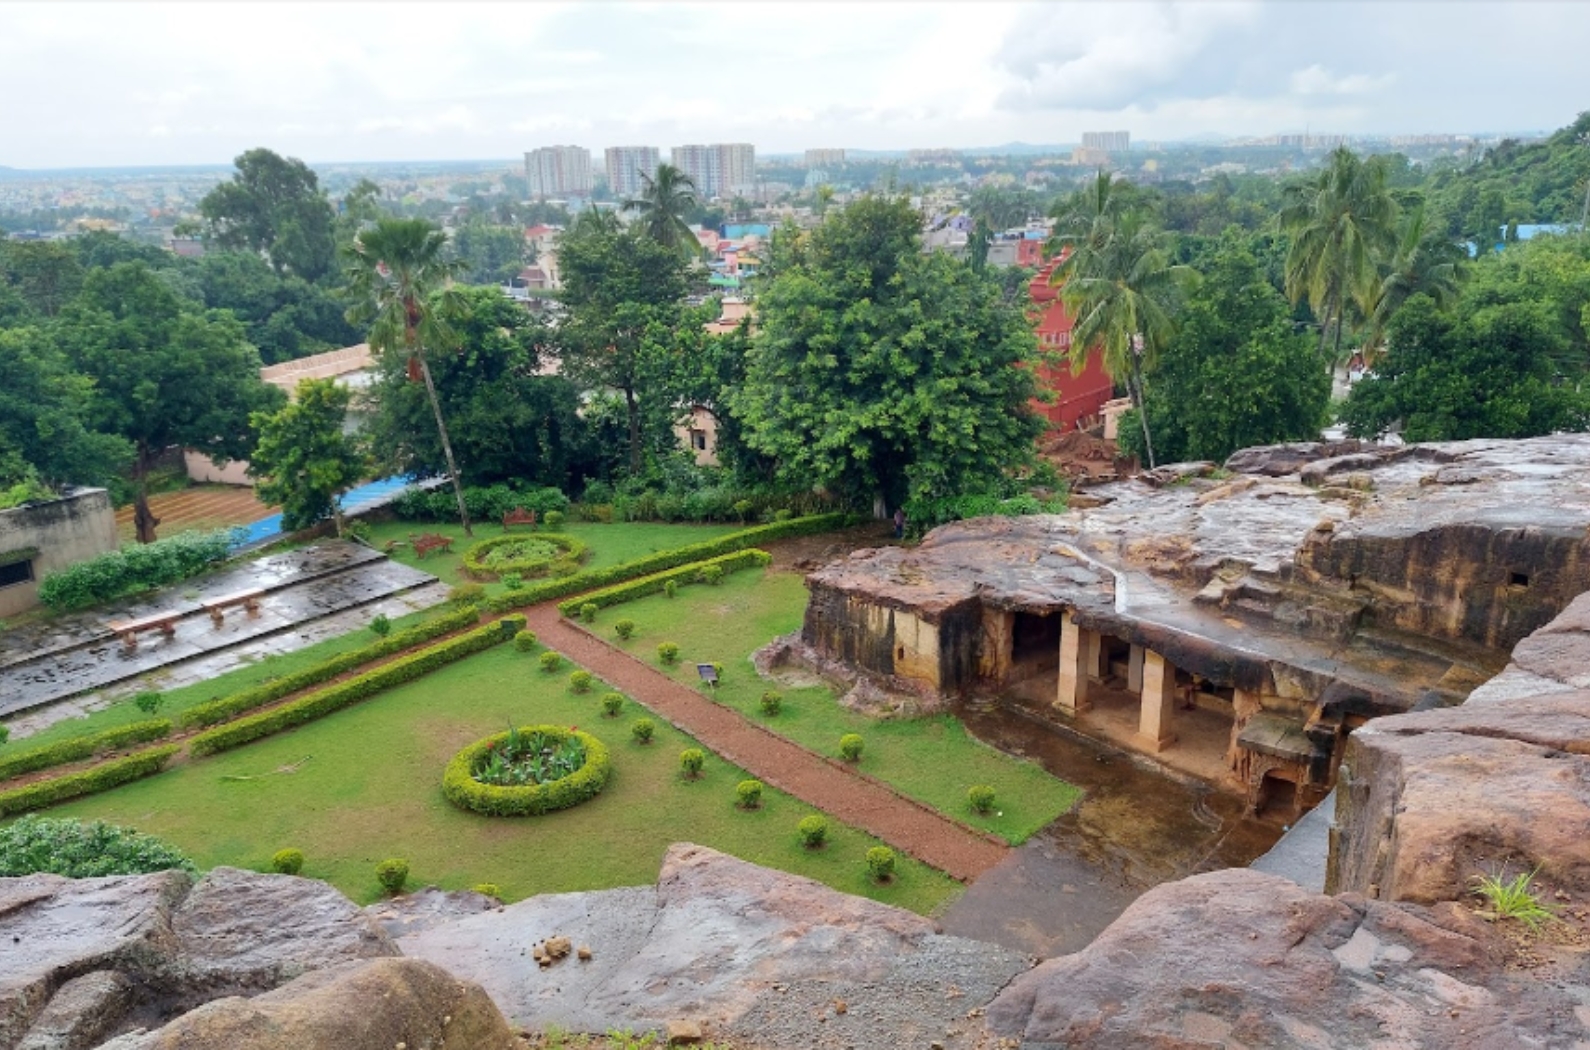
[1010,611,1061,683]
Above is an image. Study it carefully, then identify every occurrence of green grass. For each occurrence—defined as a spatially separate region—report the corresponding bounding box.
[595,570,1083,844]
[13,605,447,750]
[40,642,963,914]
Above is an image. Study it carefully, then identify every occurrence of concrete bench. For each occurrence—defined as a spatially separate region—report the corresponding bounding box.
[199,587,266,626]
[107,611,182,650]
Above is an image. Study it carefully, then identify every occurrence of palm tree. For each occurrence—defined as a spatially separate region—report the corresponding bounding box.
[1279,147,1399,366]
[1360,200,1467,365]
[622,164,700,255]
[342,217,474,535]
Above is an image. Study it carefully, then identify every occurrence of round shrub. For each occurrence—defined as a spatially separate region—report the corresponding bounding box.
[760,691,783,716]
[0,725,8,745]
[679,748,705,778]
[699,564,724,586]
[448,582,486,607]
[514,629,538,652]
[472,883,502,899]
[442,725,612,817]
[580,603,598,624]
[657,642,680,665]
[271,848,305,875]
[631,718,656,745]
[601,692,624,717]
[736,780,763,809]
[866,847,896,882]
[376,858,409,895]
[614,619,636,641]
[543,510,565,530]
[0,816,196,877]
[839,734,865,763]
[797,815,828,849]
[569,670,594,693]
[501,573,524,591]
[369,614,392,638]
[968,785,997,814]
[461,533,586,580]
[133,691,164,715]
[773,509,793,522]
[539,650,563,673]
[664,580,678,599]
[733,499,754,522]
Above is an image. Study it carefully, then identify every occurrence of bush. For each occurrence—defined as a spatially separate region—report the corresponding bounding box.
[0,725,8,745]
[472,883,502,899]
[443,725,612,816]
[393,483,569,524]
[368,613,392,637]
[657,642,680,665]
[376,858,409,895]
[760,691,783,716]
[736,779,763,809]
[187,619,520,756]
[461,533,587,580]
[601,693,625,717]
[773,509,793,522]
[733,499,754,523]
[0,745,179,818]
[797,815,828,849]
[133,691,164,715]
[839,734,865,763]
[679,748,705,778]
[580,603,598,624]
[631,718,656,745]
[699,564,724,586]
[514,629,538,652]
[37,528,235,610]
[554,549,772,619]
[664,580,678,598]
[0,815,196,877]
[543,510,565,530]
[448,582,487,607]
[0,719,172,782]
[539,650,563,673]
[271,848,305,875]
[501,573,524,591]
[179,606,483,729]
[866,846,896,882]
[614,619,636,641]
[968,784,997,814]
[569,670,593,693]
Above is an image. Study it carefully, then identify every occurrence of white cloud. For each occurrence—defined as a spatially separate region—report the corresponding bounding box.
[1290,64,1396,97]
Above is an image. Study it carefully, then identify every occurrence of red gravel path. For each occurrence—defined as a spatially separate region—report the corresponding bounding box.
[523,607,1010,882]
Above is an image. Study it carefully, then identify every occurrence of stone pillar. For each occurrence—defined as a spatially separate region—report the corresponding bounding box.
[978,607,1014,684]
[1056,611,1091,715]
[1083,629,1105,681]
[1228,687,1263,770]
[1137,650,1178,752]
[1127,644,1145,694]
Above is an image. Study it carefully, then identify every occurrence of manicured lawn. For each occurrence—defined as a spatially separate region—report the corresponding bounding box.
[44,641,963,914]
[597,570,1083,844]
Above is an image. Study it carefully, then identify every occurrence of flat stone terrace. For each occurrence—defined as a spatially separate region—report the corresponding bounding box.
[0,541,441,720]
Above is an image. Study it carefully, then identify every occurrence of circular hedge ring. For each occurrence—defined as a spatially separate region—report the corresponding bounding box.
[460,533,589,581]
[443,725,611,816]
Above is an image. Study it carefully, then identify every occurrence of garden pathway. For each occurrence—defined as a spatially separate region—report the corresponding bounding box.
[523,607,1011,883]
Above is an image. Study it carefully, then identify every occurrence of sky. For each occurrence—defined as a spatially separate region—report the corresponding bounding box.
[2,1,1586,169]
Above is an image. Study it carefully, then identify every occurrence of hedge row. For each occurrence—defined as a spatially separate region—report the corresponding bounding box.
[443,727,612,816]
[483,513,846,615]
[0,745,180,819]
[188,615,525,757]
[0,719,173,784]
[556,549,772,618]
[179,605,482,729]
[461,533,588,580]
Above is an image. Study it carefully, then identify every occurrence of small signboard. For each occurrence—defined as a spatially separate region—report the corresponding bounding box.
[695,663,719,688]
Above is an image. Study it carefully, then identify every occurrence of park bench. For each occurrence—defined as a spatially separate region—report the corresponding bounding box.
[107,610,182,650]
[412,533,454,559]
[502,507,538,531]
[199,586,266,626]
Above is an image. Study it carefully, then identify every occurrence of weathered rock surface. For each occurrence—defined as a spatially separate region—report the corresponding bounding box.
[98,958,515,1050]
[399,843,1029,1050]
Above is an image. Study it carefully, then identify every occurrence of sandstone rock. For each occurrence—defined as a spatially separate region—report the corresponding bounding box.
[1224,440,1367,477]
[364,886,499,940]
[15,971,133,1050]
[97,958,515,1050]
[665,1019,703,1045]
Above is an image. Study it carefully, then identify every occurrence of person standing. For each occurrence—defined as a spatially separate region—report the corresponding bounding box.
[893,506,905,539]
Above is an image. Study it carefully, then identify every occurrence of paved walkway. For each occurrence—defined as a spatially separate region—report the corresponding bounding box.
[523,607,1010,883]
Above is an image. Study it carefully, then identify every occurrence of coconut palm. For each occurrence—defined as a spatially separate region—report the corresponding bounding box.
[1360,200,1467,365]
[342,217,474,534]
[1279,147,1399,365]
[622,163,700,255]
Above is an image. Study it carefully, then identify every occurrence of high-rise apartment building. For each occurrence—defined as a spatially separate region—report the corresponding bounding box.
[524,145,593,198]
[804,148,846,168]
[1080,131,1130,154]
[604,145,660,200]
[669,143,756,199]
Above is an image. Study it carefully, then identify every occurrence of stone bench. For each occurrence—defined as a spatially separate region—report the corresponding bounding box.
[199,587,266,626]
[107,611,182,650]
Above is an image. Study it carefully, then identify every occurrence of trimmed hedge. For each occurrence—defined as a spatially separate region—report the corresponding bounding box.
[0,719,172,784]
[556,549,771,618]
[443,726,612,816]
[461,533,587,580]
[187,616,524,757]
[180,606,482,729]
[0,745,180,818]
[484,513,845,615]
[37,529,235,611]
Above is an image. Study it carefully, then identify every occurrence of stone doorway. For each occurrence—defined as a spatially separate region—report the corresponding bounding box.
[1010,611,1060,684]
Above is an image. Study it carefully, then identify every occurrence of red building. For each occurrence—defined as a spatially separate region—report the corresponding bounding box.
[1028,257,1116,432]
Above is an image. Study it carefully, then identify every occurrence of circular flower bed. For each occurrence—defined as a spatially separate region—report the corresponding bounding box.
[443,725,611,816]
[461,533,588,580]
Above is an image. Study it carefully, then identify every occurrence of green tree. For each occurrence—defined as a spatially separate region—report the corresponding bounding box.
[0,241,84,317]
[622,164,701,255]
[342,217,475,534]
[449,221,527,284]
[1360,200,1467,365]
[1279,146,1399,363]
[733,195,1044,513]
[58,263,283,541]
[199,148,339,281]
[1123,234,1329,464]
[0,327,131,489]
[248,378,367,533]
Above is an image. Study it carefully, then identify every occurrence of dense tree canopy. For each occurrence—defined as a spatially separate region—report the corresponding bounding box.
[199,148,339,281]
[249,378,366,533]
[0,326,131,490]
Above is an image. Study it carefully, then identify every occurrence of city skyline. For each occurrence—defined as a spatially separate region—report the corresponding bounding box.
[2,1,1586,170]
